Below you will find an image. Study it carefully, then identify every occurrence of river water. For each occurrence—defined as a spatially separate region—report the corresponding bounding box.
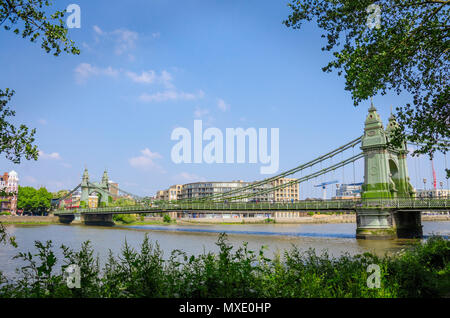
[1,221,449,279]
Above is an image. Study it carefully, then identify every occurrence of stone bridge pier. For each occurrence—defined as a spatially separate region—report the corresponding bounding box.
[58,214,75,224]
[81,214,114,226]
[356,209,422,239]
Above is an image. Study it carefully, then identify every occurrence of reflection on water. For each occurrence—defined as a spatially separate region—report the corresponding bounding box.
[0,221,448,279]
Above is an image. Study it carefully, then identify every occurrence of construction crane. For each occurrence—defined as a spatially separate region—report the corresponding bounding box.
[314,180,339,200]
[430,159,437,190]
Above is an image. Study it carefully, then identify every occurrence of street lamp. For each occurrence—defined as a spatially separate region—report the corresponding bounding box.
[423,178,427,198]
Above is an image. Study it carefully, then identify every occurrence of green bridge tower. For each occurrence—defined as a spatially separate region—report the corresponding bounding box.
[80,168,111,208]
[357,102,420,239]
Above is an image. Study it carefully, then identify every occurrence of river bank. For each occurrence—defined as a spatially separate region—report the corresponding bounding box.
[0,215,58,224]
[1,213,449,225]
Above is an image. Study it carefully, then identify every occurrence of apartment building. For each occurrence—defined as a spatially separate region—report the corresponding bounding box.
[0,170,19,214]
[271,178,299,202]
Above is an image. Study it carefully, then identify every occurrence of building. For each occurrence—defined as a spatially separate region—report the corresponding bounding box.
[333,183,362,200]
[179,181,273,202]
[108,181,119,198]
[155,184,183,201]
[0,171,19,214]
[416,188,449,199]
[62,191,99,209]
[271,178,299,202]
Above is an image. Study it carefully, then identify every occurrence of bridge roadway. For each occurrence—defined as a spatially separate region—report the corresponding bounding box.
[54,198,450,216]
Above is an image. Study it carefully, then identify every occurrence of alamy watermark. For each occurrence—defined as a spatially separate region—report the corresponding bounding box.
[65,264,81,289]
[366,264,381,289]
[66,4,81,29]
[171,120,279,174]
[366,4,381,30]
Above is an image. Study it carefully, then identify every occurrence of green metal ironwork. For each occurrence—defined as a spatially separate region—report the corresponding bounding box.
[54,197,450,215]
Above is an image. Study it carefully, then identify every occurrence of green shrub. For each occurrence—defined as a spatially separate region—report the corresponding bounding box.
[163,214,171,223]
[113,214,136,224]
[0,211,11,216]
[0,235,448,298]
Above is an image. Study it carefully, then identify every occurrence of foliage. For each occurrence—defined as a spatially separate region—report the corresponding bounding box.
[0,211,11,215]
[0,234,448,298]
[0,0,80,164]
[0,89,38,164]
[163,214,171,223]
[17,186,52,215]
[284,0,449,162]
[113,214,137,224]
[110,198,136,207]
[0,0,80,56]
[0,222,17,247]
[52,190,69,200]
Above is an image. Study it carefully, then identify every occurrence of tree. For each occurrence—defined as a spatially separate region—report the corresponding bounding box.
[284,0,449,175]
[0,0,80,164]
[17,186,52,215]
[52,189,69,199]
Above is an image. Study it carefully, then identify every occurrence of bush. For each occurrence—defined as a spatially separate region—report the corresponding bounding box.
[0,235,448,298]
[0,212,11,216]
[163,214,171,223]
[113,214,137,224]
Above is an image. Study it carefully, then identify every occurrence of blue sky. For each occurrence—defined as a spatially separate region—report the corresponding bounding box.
[0,0,448,197]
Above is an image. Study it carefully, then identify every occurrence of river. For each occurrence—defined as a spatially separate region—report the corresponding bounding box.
[1,221,449,279]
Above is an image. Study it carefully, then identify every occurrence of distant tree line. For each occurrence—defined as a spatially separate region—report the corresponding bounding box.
[17,186,52,215]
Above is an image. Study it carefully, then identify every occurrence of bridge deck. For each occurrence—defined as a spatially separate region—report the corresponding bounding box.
[54,198,450,215]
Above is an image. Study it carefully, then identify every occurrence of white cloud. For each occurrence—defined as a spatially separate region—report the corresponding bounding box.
[126,69,174,89]
[126,70,157,84]
[194,106,209,118]
[37,119,47,125]
[159,70,174,89]
[173,172,206,183]
[93,25,104,35]
[74,63,119,83]
[129,148,165,172]
[92,26,138,56]
[112,29,139,55]
[60,163,72,168]
[152,32,161,39]
[217,98,230,111]
[38,150,62,160]
[139,90,205,103]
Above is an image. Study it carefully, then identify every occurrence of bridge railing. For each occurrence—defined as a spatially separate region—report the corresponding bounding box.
[52,197,449,215]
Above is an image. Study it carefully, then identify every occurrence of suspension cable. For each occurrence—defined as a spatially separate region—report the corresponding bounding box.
[183,135,362,202]
[218,153,364,202]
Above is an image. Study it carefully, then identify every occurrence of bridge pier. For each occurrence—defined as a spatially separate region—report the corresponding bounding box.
[356,209,396,239]
[356,209,423,239]
[82,214,114,226]
[393,210,423,239]
[58,215,75,224]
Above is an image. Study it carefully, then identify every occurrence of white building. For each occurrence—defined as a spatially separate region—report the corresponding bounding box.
[0,170,19,214]
[416,188,449,199]
[333,183,362,200]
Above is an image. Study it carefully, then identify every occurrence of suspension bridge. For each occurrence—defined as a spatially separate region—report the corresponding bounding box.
[54,103,450,239]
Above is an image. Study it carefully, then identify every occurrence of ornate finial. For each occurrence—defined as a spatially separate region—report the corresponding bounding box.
[369,97,377,112]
